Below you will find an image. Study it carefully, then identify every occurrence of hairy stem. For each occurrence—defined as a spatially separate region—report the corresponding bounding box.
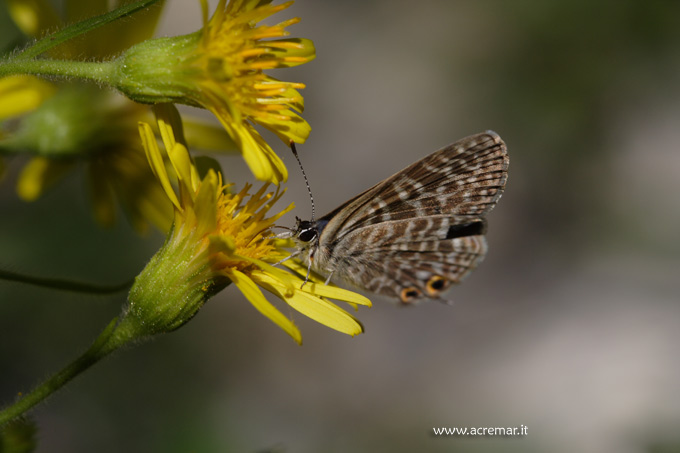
[0,316,144,426]
[0,59,115,84]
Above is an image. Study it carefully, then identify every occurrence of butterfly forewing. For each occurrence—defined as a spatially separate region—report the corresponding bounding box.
[301,131,508,304]
[320,131,507,240]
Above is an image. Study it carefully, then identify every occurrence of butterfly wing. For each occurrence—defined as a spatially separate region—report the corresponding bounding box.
[326,215,489,302]
[319,131,507,234]
[314,131,508,303]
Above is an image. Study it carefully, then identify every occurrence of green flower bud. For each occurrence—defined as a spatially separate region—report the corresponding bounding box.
[111,33,203,106]
[124,226,231,335]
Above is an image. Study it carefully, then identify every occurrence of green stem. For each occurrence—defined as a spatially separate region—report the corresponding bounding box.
[12,0,162,61]
[0,59,116,85]
[0,269,132,295]
[0,315,144,426]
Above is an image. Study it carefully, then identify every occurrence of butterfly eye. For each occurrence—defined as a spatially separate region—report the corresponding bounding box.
[425,275,448,296]
[298,228,317,243]
[400,287,421,304]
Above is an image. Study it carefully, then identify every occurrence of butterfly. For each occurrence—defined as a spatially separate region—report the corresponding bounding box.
[288,131,509,304]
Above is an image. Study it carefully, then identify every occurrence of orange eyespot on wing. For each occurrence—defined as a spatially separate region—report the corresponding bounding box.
[400,286,421,304]
[425,275,450,296]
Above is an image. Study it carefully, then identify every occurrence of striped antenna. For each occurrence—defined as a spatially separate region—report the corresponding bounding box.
[290,141,315,222]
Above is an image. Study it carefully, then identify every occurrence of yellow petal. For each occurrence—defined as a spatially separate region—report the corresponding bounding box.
[133,187,174,233]
[235,125,276,182]
[154,104,200,193]
[199,0,210,28]
[6,0,60,37]
[138,121,181,211]
[253,271,364,337]
[0,76,56,120]
[275,85,305,113]
[16,157,73,201]
[278,259,370,309]
[280,259,329,285]
[258,139,288,183]
[183,118,239,152]
[194,169,219,235]
[105,144,175,233]
[154,104,180,151]
[299,282,371,307]
[265,38,316,68]
[256,109,311,144]
[230,269,302,344]
[169,143,198,199]
[235,254,298,294]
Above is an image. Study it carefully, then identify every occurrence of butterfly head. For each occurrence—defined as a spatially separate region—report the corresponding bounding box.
[291,216,321,260]
[295,218,318,244]
[291,216,324,269]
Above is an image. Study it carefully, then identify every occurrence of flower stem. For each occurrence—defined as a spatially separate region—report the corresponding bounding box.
[0,316,144,426]
[11,0,162,61]
[0,59,116,85]
[0,269,132,294]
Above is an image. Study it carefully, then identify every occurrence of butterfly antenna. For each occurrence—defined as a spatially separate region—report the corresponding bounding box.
[290,141,315,222]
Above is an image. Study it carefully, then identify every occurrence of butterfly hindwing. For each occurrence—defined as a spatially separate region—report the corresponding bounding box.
[320,216,488,302]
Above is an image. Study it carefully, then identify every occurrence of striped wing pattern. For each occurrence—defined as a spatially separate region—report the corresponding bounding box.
[310,131,509,303]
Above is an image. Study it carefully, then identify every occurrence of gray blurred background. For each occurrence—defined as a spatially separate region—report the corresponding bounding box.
[2,1,680,452]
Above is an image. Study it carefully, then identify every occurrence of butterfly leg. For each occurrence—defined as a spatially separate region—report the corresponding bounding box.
[300,259,313,289]
[272,251,314,290]
[324,271,334,286]
[273,250,300,266]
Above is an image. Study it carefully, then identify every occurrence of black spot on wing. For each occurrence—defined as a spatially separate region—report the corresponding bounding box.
[445,220,486,239]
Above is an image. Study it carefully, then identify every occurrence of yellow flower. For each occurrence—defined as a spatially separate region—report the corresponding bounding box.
[0,0,235,232]
[0,75,51,182]
[0,74,55,182]
[0,75,56,120]
[116,0,315,184]
[0,0,171,231]
[0,79,174,232]
[196,0,314,184]
[135,104,370,343]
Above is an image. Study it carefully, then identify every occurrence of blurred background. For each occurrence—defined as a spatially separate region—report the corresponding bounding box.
[2,1,680,452]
